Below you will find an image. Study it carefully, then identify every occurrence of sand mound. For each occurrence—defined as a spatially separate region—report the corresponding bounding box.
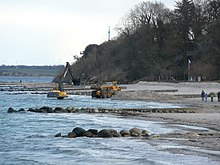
[113,90,178,101]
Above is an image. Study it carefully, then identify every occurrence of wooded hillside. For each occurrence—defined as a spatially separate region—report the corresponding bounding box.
[68,0,220,84]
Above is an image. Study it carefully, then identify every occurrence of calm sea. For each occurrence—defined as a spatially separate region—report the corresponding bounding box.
[0,77,219,165]
[0,76,53,83]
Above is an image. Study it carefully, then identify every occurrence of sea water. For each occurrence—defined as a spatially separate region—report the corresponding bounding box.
[0,76,53,83]
[0,77,219,165]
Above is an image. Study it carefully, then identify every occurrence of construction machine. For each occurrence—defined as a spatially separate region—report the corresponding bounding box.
[47,62,80,99]
[91,81,121,98]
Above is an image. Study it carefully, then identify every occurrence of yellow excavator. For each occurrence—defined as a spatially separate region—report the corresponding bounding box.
[47,62,80,99]
[91,81,121,98]
[47,85,68,99]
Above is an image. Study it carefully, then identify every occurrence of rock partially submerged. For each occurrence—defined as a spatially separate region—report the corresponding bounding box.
[7,107,17,113]
[72,127,86,137]
[55,127,151,139]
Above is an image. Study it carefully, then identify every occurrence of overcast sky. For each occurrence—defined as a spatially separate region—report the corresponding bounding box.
[0,0,175,65]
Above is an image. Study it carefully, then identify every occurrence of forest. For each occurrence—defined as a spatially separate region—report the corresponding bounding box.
[62,0,220,84]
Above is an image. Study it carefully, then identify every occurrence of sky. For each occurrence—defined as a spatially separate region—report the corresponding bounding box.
[0,0,175,66]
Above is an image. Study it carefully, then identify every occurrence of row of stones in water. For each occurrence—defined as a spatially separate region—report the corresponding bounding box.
[54,127,156,138]
[7,106,196,113]
[7,106,123,113]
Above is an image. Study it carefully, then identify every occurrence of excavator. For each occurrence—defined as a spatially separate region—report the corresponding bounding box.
[47,62,80,99]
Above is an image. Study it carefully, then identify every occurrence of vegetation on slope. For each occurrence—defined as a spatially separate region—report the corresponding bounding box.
[65,0,220,84]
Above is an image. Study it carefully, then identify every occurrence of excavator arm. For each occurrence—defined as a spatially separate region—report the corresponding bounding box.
[60,62,80,86]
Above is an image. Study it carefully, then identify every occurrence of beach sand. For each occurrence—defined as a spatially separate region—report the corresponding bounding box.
[113,81,220,161]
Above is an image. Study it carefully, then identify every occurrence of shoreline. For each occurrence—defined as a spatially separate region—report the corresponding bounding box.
[1,81,220,162]
[114,81,220,162]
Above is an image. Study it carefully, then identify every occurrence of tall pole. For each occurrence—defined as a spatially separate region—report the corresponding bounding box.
[188,59,191,81]
[108,26,110,41]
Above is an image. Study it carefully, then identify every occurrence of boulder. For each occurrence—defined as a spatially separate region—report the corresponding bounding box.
[39,106,54,113]
[7,107,17,113]
[84,108,93,113]
[27,108,36,112]
[87,129,98,136]
[18,108,25,112]
[35,109,47,113]
[142,130,150,137]
[66,107,76,113]
[72,127,86,137]
[129,128,142,137]
[78,108,85,113]
[108,129,120,137]
[47,108,54,113]
[120,130,130,137]
[93,108,99,113]
[54,107,68,113]
[97,129,113,138]
[54,133,62,137]
[68,132,77,138]
[83,131,95,137]
[40,106,50,111]
[74,108,80,112]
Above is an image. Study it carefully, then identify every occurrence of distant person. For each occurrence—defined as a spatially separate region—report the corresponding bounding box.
[218,91,220,102]
[201,90,205,101]
[209,92,215,102]
[205,93,208,102]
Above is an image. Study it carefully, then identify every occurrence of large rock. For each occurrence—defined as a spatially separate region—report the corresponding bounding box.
[7,107,17,113]
[18,108,25,112]
[54,133,62,137]
[142,130,150,137]
[108,129,120,137]
[87,129,98,136]
[54,107,68,113]
[66,107,76,113]
[27,108,36,112]
[40,106,54,113]
[97,129,113,138]
[68,132,77,138]
[83,131,95,137]
[72,127,86,137]
[120,130,130,137]
[35,108,47,113]
[40,106,51,111]
[129,128,142,137]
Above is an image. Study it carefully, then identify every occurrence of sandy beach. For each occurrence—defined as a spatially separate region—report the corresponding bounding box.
[113,81,220,161]
[116,81,220,129]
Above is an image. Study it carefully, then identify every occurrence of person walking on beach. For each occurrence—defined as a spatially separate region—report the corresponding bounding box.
[201,90,205,101]
[209,92,215,102]
[205,93,208,102]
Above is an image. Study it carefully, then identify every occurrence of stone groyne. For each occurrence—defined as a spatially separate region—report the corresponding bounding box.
[7,106,196,114]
